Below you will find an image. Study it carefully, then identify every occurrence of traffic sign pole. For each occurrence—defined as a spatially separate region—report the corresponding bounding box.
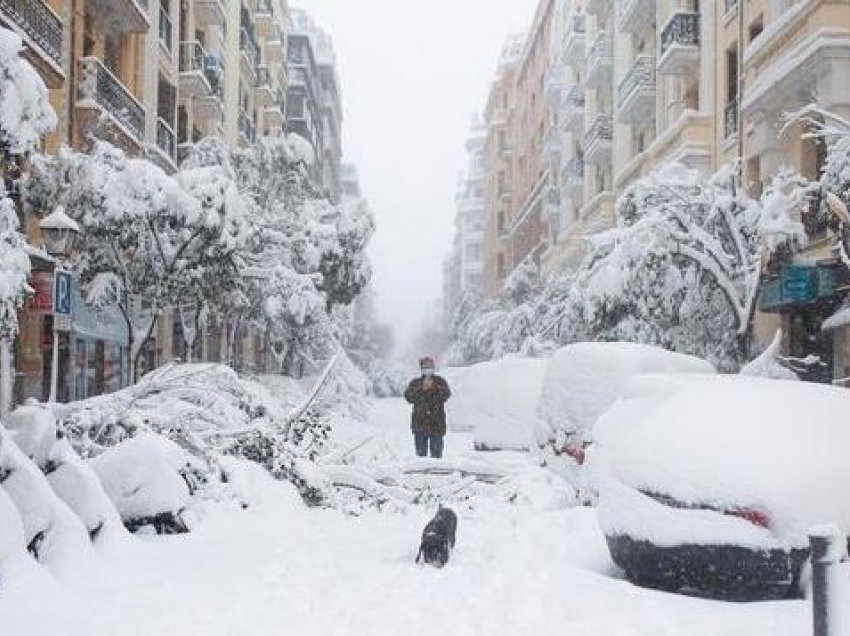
[48,269,72,403]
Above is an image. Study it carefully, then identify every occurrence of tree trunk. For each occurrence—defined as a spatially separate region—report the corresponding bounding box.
[0,339,14,421]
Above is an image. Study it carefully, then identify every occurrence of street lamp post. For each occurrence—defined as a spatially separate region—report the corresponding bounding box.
[39,206,80,403]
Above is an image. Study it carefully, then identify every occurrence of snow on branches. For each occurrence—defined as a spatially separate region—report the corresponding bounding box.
[449,162,809,370]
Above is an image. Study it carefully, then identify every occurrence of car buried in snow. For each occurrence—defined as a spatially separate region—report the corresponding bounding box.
[591,373,850,600]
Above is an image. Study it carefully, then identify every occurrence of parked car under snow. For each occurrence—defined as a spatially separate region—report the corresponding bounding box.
[592,374,850,600]
[537,342,713,470]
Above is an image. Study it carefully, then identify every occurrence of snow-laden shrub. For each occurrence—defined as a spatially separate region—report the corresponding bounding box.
[4,404,56,467]
[91,433,196,534]
[0,430,93,569]
[0,480,24,564]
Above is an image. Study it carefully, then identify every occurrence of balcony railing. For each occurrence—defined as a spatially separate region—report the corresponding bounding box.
[617,54,656,122]
[156,116,176,162]
[561,84,585,127]
[658,12,700,75]
[178,41,213,96]
[256,64,271,88]
[561,14,586,63]
[586,33,612,86]
[544,65,563,108]
[238,110,255,144]
[240,26,259,70]
[179,40,205,71]
[78,56,145,142]
[0,0,63,66]
[618,0,653,34]
[159,6,172,52]
[724,100,738,139]
[584,113,612,163]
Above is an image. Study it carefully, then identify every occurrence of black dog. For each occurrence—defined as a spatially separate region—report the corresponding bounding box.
[415,506,457,568]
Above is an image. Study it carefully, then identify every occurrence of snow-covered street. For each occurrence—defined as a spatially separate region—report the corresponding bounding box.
[2,397,810,636]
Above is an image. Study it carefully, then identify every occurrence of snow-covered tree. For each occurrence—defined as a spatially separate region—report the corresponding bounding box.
[0,28,57,418]
[26,141,248,381]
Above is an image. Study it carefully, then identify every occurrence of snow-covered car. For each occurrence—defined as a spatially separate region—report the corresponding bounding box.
[592,374,850,600]
[536,342,714,468]
[446,356,547,451]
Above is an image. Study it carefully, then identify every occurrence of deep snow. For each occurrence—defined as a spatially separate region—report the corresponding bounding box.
[0,397,812,635]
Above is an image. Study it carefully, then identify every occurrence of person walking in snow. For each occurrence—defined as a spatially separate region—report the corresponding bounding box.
[404,357,451,458]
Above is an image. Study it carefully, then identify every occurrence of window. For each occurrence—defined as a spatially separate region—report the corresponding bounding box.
[726,45,738,103]
[749,16,764,42]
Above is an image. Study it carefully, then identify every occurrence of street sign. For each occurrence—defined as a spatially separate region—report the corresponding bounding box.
[53,269,72,318]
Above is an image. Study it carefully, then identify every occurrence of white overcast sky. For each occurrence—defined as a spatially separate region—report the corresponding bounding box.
[296,0,538,356]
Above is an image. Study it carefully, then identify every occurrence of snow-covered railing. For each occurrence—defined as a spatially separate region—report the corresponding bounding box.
[156,117,176,162]
[660,12,700,56]
[617,54,656,111]
[723,99,738,139]
[78,57,146,143]
[585,32,612,82]
[0,0,63,66]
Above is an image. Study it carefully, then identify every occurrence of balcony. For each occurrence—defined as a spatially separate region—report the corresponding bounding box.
[562,157,584,197]
[195,0,224,26]
[658,12,700,75]
[239,26,259,79]
[560,84,585,133]
[498,182,512,198]
[617,54,656,124]
[583,113,612,164]
[253,0,272,36]
[544,65,564,109]
[0,0,63,76]
[86,0,148,33]
[584,0,607,17]
[155,116,177,170]
[618,0,654,34]
[265,27,284,63]
[560,14,586,64]
[724,100,738,140]
[77,56,145,145]
[238,110,256,145]
[255,64,273,106]
[158,5,173,54]
[179,41,212,97]
[194,82,224,122]
[585,33,612,88]
[264,103,284,129]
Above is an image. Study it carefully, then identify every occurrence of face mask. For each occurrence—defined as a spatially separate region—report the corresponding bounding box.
[422,368,434,377]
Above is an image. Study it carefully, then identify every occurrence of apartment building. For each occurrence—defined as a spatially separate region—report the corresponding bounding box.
[286,7,342,201]
[445,116,487,314]
[482,34,524,296]
[8,0,297,404]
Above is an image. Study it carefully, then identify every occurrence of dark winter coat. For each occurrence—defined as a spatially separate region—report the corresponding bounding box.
[404,375,451,436]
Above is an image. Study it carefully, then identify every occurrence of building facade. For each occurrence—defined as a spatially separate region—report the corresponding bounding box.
[6,0,346,406]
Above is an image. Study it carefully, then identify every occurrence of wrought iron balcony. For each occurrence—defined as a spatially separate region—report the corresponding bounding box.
[560,14,586,64]
[240,26,259,77]
[618,0,654,34]
[156,116,176,164]
[724,100,738,139]
[585,33,612,88]
[0,0,63,68]
[617,54,656,124]
[238,110,256,145]
[178,41,212,96]
[658,12,700,75]
[255,64,273,105]
[195,0,224,26]
[560,84,585,133]
[78,56,145,143]
[159,5,173,53]
[583,113,612,164]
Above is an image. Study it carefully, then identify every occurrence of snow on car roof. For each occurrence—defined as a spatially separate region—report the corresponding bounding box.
[591,374,850,543]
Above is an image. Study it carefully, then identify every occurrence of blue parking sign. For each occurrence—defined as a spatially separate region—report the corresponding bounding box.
[54,270,72,316]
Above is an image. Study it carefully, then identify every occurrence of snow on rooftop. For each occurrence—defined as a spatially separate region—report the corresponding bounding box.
[39,206,81,232]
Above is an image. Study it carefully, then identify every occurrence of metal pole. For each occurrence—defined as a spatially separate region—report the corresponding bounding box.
[48,319,59,402]
[809,525,845,636]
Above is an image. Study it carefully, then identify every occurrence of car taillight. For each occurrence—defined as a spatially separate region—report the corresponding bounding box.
[733,508,771,529]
